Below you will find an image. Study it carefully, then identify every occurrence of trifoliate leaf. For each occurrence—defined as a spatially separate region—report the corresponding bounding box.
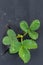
[2,36,10,45]
[30,19,40,31]
[20,21,29,33]
[22,39,38,49]
[19,47,31,63]
[28,30,38,40]
[9,42,21,53]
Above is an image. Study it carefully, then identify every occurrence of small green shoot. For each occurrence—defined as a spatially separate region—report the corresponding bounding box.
[2,19,40,63]
[20,20,40,40]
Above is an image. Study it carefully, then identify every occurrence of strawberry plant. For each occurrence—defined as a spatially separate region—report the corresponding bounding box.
[2,19,40,63]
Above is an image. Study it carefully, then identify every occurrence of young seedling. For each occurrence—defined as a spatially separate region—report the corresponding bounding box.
[2,19,40,63]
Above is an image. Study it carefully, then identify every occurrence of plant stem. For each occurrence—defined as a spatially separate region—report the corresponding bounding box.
[17,33,27,42]
[17,33,27,39]
[23,33,27,37]
[17,34,23,38]
[21,37,23,42]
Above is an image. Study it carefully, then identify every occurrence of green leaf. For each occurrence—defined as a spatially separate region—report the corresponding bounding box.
[7,29,18,42]
[9,42,21,53]
[20,21,29,33]
[30,19,40,31]
[2,36,10,45]
[28,30,38,40]
[22,39,38,49]
[19,47,31,63]
[7,29,16,37]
